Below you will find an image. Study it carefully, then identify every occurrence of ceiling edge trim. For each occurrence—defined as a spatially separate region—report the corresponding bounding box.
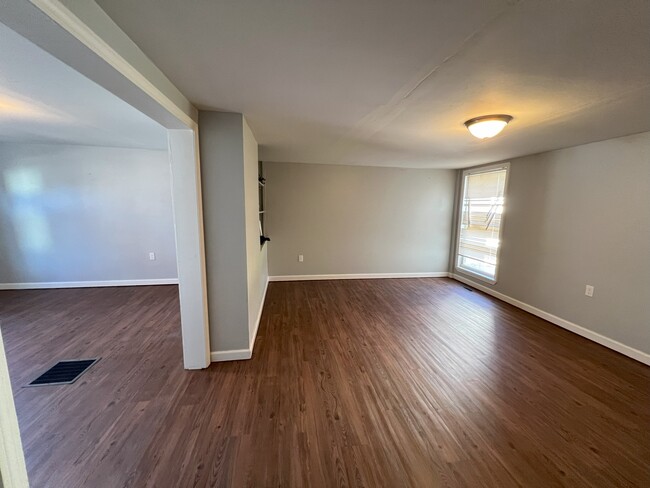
[29,0,197,131]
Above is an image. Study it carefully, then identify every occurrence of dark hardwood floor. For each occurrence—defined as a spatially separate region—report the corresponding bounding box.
[1,279,648,487]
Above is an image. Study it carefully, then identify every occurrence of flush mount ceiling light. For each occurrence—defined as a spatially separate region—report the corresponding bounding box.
[464,114,513,139]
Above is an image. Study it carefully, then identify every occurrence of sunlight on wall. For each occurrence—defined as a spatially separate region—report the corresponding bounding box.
[5,166,43,195]
[0,93,63,122]
[3,166,52,252]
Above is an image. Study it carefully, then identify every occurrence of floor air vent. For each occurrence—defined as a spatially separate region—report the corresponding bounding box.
[27,359,100,387]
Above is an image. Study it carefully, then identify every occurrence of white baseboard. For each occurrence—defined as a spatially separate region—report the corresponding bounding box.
[0,278,179,290]
[212,272,650,366]
[210,349,252,362]
[450,273,650,366]
[269,272,450,282]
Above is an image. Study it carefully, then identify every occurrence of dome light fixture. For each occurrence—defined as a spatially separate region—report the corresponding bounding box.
[464,114,513,139]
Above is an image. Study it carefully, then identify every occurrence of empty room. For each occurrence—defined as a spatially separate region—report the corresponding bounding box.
[0,1,648,487]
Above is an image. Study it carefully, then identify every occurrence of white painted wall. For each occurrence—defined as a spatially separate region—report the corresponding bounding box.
[0,142,177,286]
[243,119,268,344]
[265,163,456,277]
[168,129,210,369]
[452,131,650,358]
[0,328,29,488]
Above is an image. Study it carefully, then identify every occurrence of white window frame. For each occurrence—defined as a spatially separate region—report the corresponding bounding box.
[454,162,510,284]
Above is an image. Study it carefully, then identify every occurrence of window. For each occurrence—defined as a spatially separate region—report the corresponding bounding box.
[455,163,509,283]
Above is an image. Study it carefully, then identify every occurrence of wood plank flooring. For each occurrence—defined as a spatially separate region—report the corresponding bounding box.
[1,279,649,487]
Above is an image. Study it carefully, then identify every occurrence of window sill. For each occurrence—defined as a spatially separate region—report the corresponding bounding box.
[455,267,497,285]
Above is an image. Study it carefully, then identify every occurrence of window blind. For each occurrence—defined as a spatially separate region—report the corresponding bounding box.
[456,166,508,281]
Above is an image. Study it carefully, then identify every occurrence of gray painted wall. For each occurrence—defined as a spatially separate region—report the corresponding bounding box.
[0,142,177,284]
[265,163,456,276]
[199,112,249,352]
[199,112,268,353]
[452,131,650,355]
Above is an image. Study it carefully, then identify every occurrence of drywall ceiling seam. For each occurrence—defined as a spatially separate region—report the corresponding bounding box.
[326,0,522,163]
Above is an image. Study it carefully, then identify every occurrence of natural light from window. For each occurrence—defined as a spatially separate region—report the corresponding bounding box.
[456,165,509,282]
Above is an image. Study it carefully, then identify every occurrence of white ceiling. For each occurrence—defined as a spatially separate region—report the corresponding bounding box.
[0,22,167,150]
[95,0,650,168]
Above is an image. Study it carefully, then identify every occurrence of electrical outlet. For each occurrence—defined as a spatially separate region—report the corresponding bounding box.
[149,252,156,261]
[585,285,594,297]
[298,254,304,262]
